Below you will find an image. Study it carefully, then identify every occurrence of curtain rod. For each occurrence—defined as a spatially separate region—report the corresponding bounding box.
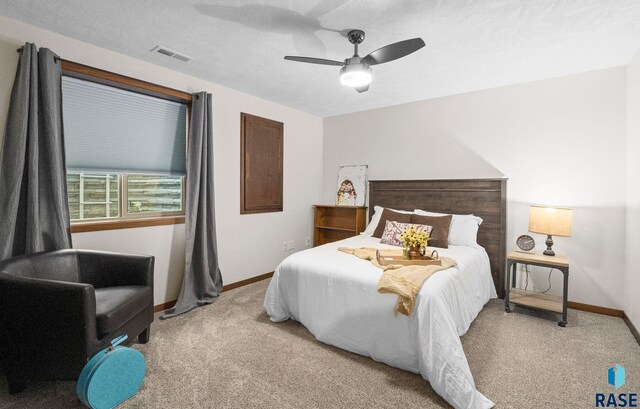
[15,47,200,98]
[16,46,61,62]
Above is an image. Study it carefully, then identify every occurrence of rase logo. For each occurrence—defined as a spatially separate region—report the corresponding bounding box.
[596,364,637,407]
[610,364,627,390]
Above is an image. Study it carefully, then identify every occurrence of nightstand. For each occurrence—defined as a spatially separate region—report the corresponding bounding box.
[313,205,367,246]
[505,251,570,327]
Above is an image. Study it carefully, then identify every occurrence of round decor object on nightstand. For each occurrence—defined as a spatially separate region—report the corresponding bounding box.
[516,234,535,252]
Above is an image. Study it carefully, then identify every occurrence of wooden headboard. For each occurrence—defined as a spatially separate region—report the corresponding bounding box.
[368,179,507,298]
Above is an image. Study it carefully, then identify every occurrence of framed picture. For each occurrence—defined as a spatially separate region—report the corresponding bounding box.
[336,165,367,206]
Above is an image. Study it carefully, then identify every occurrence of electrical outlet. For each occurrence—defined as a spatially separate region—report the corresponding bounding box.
[283,241,288,251]
[305,237,311,247]
[288,240,295,250]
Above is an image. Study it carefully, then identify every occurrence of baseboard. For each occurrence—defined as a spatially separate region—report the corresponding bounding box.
[222,271,274,292]
[567,301,625,318]
[153,271,274,313]
[153,300,177,313]
[623,315,640,346]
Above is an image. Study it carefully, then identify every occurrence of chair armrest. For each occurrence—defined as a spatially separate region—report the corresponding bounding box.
[0,273,98,378]
[77,250,154,289]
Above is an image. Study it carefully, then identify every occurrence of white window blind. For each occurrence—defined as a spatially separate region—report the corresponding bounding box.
[62,76,187,176]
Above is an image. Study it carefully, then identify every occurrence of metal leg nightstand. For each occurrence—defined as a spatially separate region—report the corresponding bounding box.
[505,251,570,327]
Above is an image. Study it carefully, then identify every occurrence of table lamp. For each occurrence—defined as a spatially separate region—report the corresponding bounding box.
[528,205,573,256]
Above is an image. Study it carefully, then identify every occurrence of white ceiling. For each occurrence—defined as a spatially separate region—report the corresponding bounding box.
[2,0,640,117]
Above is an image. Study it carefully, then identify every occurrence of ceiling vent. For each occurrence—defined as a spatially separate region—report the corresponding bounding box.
[151,46,193,63]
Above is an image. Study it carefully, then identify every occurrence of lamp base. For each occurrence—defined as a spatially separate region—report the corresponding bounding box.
[543,235,555,256]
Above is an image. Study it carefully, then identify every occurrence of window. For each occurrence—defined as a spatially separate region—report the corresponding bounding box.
[126,175,183,215]
[66,174,184,222]
[67,173,119,220]
[61,61,192,231]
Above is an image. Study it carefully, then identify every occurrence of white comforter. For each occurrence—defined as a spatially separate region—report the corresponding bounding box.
[264,235,497,409]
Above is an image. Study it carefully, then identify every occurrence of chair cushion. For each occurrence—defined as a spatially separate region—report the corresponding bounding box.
[95,286,152,337]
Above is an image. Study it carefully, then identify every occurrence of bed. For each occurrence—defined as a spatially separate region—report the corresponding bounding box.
[264,179,507,409]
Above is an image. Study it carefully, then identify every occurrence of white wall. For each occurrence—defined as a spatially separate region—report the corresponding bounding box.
[626,47,640,328]
[0,16,324,306]
[324,68,627,310]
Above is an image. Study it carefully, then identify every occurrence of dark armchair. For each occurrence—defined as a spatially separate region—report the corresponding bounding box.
[0,249,154,394]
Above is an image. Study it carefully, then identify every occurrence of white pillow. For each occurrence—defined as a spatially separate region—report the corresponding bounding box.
[413,209,483,247]
[361,206,413,236]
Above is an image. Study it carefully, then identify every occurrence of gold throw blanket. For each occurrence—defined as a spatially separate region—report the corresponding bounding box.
[338,247,456,315]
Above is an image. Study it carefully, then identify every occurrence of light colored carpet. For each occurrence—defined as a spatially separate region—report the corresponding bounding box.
[1,279,639,408]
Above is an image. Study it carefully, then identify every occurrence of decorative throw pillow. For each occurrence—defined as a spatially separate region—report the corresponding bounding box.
[413,209,483,247]
[372,208,413,238]
[410,214,453,248]
[362,206,413,237]
[380,221,433,247]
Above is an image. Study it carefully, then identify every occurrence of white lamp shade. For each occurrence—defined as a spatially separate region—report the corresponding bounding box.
[528,205,573,237]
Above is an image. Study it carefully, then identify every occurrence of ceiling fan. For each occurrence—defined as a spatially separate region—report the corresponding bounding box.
[284,29,425,93]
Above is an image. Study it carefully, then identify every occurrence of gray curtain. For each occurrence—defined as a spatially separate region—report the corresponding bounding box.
[162,92,223,318]
[0,43,72,260]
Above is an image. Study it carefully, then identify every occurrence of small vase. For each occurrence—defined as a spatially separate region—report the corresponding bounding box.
[408,246,422,259]
[403,247,410,260]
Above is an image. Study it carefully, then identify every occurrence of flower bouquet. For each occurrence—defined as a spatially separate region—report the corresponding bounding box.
[400,226,431,259]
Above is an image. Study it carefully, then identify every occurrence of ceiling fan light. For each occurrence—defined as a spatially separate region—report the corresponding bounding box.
[340,64,372,88]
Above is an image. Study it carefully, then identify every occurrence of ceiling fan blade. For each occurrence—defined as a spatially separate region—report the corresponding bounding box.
[361,38,425,66]
[355,84,369,93]
[284,56,344,66]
